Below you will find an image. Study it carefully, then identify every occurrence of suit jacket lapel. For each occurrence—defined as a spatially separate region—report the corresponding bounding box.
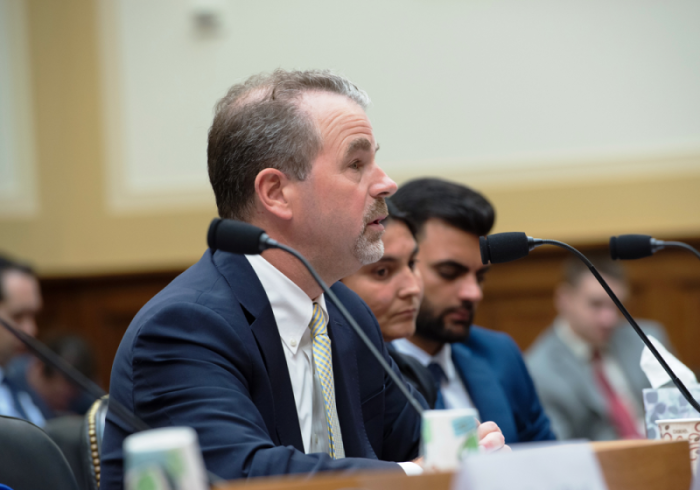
[451,343,518,442]
[327,300,376,459]
[214,251,304,452]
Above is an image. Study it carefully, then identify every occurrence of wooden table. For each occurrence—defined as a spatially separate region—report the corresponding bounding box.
[217,440,692,490]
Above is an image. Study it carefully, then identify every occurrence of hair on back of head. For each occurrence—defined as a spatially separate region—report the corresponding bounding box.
[208,69,370,221]
[562,251,627,287]
[383,198,417,238]
[390,178,495,238]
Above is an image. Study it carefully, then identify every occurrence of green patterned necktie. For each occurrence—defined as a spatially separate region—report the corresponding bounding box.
[309,302,344,459]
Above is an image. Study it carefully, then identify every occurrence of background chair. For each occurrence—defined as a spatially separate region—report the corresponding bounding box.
[82,395,109,490]
[45,415,90,490]
[0,415,79,490]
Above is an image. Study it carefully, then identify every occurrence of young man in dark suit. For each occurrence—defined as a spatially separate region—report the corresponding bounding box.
[101,71,506,488]
[391,178,556,444]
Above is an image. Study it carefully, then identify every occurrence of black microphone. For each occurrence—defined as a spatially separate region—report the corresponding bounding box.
[208,218,424,416]
[479,232,543,264]
[207,218,277,254]
[610,234,700,261]
[480,232,700,414]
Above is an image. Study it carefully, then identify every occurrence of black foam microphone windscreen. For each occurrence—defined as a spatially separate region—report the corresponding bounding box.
[610,234,653,260]
[207,218,267,255]
[480,232,530,264]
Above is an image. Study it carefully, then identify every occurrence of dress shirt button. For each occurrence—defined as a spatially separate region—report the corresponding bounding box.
[290,339,297,347]
[314,435,318,444]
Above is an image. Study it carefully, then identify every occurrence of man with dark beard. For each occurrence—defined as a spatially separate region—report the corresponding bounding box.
[391,178,556,444]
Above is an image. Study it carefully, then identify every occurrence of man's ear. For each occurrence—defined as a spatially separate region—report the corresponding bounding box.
[254,168,293,220]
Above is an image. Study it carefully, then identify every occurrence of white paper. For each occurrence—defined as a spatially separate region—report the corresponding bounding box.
[640,335,697,389]
[452,442,608,490]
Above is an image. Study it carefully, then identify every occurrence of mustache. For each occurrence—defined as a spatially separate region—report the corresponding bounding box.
[364,198,389,224]
[441,302,475,318]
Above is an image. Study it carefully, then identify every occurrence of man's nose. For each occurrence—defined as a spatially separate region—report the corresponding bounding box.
[457,275,483,303]
[370,166,397,199]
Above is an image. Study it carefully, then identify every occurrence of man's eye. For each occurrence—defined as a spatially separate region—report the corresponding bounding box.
[436,266,460,280]
[349,160,362,170]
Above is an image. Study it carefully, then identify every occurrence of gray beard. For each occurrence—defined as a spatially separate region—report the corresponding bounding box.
[353,231,384,265]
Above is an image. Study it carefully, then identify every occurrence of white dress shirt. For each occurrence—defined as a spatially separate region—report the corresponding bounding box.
[0,366,45,427]
[554,318,644,429]
[246,254,341,455]
[392,338,479,417]
[246,255,421,474]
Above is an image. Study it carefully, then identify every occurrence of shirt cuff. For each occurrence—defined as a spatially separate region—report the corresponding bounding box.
[398,462,423,476]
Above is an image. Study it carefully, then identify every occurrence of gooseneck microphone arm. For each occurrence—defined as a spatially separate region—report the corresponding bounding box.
[481,232,700,414]
[0,316,149,432]
[662,241,700,261]
[208,218,424,416]
[541,240,700,413]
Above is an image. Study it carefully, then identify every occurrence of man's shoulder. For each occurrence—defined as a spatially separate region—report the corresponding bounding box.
[524,325,560,363]
[114,251,259,362]
[610,318,670,354]
[462,325,520,353]
[615,318,665,340]
[452,326,526,374]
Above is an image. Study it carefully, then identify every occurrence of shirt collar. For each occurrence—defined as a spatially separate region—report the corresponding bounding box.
[245,254,327,355]
[391,339,457,381]
[554,317,595,361]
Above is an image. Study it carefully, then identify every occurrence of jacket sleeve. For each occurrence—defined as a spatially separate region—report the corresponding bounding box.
[101,301,403,489]
[502,335,557,442]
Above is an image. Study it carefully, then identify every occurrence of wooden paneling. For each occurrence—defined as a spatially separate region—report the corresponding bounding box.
[35,237,700,390]
[36,271,180,389]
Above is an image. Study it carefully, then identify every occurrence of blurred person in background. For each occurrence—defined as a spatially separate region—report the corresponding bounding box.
[526,253,671,441]
[342,200,438,407]
[391,178,555,444]
[6,333,96,420]
[0,254,45,426]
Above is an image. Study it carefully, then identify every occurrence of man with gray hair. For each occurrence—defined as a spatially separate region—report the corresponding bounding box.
[101,69,509,487]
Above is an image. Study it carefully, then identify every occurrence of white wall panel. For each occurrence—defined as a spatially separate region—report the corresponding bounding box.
[0,0,38,218]
[98,0,700,213]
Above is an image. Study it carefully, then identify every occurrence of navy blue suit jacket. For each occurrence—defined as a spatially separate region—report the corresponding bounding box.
[453,327,556,444]
[101,251,423,489]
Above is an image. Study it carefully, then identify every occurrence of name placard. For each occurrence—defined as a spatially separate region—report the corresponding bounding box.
[452,442,608,490]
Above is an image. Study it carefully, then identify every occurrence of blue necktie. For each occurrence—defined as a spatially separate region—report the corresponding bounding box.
[427,362,446,410]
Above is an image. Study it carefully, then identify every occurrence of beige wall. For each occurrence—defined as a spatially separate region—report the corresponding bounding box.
[0,0,699,277]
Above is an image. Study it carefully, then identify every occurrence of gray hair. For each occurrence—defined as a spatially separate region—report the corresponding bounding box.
[207,69,370,220]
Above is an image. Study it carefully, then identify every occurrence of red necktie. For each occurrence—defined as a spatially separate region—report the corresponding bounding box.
[591,350,642,439]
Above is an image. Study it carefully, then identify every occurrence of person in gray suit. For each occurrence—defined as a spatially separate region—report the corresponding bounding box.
[526,253,670,441]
